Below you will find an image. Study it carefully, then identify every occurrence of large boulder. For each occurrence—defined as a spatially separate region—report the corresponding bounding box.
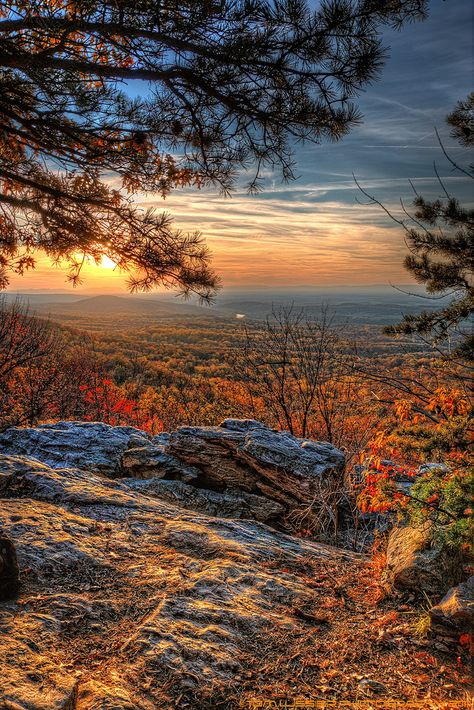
[0,421,150,476]
[167,418,344,514]
[0,419,345,531]
[383,522,463,596]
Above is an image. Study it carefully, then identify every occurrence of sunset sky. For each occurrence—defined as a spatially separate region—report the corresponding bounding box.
[9,0,473,294]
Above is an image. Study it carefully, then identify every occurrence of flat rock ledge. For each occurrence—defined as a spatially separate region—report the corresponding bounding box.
[0,449,358,710]
[0,420,345,530]
[0,427,470,708]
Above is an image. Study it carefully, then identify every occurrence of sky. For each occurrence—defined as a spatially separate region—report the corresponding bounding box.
[8,0,473,294]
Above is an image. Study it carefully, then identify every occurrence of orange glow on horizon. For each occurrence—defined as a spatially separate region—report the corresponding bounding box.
[5,188,411,293]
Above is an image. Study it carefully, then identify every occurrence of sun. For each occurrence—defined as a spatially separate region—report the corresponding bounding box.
[101,255,117,269]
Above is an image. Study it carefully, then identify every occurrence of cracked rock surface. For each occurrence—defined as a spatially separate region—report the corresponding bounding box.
[0,424,470,709]
[0,420,344,529]
[0,449,356,709]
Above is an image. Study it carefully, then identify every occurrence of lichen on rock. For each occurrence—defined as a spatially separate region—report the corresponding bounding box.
[0,441,356,709]
[0,420,344,531]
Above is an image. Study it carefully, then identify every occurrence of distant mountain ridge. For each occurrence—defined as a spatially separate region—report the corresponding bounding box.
[30,294,216,318]
[4,288,453,325]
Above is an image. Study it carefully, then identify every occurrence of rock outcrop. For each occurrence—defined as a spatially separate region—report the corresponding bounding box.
[168,419,344,500]
[0,449,359,709]
[123,478,285,523]
[382,522,463,596]
[0,421,150,476]
[0,424,470,708]
[0,420,344,530]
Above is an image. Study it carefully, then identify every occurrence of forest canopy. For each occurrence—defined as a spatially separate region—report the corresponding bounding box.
[0,0,427,296]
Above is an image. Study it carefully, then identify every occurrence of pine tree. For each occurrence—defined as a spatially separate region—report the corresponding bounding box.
[358,94,474,359]
[0,0,427,296]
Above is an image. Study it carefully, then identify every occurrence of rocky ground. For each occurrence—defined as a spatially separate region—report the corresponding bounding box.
[0,421,471,709]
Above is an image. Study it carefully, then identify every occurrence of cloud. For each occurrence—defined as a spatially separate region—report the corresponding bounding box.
[7,0,472,294]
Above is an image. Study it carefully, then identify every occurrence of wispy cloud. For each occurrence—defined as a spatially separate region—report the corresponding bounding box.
[8,0,472,293]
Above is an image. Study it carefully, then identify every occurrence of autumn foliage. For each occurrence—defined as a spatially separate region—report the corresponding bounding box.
[357,385,473,551]
[1,296,472,555]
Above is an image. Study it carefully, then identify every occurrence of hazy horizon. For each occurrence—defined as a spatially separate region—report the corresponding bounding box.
[4,285,453,324]
[4,283,444,297]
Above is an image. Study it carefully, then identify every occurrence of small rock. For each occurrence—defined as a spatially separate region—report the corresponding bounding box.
[418,463,449,475]
[0,535,20,600]
[358,679,389,695]
[430,576,474,640]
